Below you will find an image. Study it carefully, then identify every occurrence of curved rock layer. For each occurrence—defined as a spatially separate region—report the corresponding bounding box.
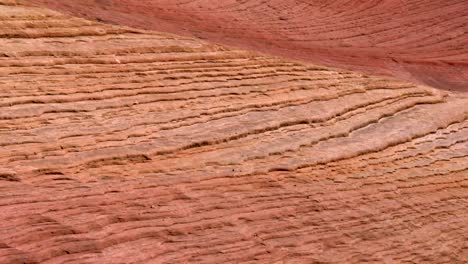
[27,0,468,92]
[1,1,468,263]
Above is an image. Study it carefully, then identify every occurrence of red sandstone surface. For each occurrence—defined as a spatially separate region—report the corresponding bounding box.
[28,0,468,92]
[1,0,468,263]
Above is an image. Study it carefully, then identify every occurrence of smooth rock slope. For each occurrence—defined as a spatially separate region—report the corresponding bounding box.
[0,1,467,263]
[28,0,468,92]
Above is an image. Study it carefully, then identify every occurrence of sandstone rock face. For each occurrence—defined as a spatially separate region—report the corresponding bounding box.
[27,0,468,92]
[1,1,467,263]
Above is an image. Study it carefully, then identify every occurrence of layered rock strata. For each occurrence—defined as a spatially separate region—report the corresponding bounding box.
[0,1,467,263]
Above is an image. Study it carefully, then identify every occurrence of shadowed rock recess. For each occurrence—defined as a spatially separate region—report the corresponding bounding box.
[28,0,468,92]
[1,1,467,263]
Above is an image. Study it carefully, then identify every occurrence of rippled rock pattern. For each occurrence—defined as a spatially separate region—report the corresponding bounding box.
[28,0,468,91]
[1,1,467,263]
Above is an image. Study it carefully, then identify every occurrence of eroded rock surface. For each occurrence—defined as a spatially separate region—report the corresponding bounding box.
[27,0,468,91]
[0,1,467,263]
